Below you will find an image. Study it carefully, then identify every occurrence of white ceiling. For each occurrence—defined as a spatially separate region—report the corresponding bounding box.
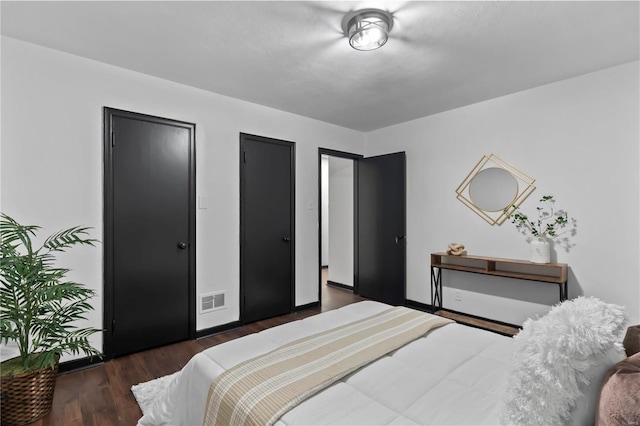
[2,1,638,132]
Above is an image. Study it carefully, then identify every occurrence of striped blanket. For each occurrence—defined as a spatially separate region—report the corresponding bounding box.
[203,306,453,426]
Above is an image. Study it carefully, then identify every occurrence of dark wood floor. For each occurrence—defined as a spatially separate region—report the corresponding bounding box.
[435,310,520,336]
[30,276,365,426]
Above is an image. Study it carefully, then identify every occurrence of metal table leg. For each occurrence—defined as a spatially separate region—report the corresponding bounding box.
[430,266,442,312]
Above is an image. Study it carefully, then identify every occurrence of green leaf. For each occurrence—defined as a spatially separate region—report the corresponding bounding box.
[1,213,101,366]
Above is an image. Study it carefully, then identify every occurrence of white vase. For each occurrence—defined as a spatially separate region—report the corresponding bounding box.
[530,236,551,263]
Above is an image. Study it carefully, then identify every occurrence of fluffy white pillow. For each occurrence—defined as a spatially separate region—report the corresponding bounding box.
[501,296,627,426]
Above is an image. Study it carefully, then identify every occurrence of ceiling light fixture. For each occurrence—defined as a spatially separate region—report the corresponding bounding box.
[342,9,394,51]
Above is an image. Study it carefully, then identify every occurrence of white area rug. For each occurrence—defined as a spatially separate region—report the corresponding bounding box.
[131,372,180,415]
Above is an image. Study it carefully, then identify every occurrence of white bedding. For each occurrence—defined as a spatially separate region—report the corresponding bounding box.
[138,301,514,425]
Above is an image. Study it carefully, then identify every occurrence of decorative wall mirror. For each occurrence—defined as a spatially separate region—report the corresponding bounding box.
[456,154,536,225]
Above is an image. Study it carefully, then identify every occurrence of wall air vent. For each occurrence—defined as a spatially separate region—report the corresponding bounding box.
[201,295,214,311]
[200,291,226,314]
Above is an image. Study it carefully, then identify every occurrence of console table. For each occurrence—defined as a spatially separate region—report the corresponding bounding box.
[430,252,568,309]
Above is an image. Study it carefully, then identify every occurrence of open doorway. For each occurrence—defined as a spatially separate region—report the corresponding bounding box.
[318,149,362,308]
[318,148,406,308]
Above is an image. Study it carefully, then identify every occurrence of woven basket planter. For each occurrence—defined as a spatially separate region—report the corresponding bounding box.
[0,358,59,426]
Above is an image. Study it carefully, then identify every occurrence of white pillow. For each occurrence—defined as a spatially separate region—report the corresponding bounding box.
[501,296,627,426]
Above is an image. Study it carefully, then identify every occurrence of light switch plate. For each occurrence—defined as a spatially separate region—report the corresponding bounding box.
[199,196,208,209]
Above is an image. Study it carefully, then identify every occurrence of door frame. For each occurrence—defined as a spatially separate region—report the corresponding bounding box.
[103,107,196,360]
[317,148,363,303]
[240,133,296,324]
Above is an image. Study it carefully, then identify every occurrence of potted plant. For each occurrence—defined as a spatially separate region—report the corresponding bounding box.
[0,213,101,425]
[505,195,570,263]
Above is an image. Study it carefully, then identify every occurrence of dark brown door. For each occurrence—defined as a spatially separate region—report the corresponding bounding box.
[240,134,294,324]
[357,152,406,305]
[104,108,195,358]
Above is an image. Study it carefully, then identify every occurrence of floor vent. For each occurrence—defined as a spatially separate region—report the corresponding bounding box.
[200,291,226,314]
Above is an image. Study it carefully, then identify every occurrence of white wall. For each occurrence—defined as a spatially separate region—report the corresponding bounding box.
[321,156,329,266]
[0,37,365,361]
[328,157,354,286]
[365,61,640,325]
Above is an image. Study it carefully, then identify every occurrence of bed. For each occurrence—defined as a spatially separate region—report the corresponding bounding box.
[137,298,628,426]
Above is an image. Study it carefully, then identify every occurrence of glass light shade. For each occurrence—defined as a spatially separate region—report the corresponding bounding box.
[344,9,393,51]
[348,18,389,51]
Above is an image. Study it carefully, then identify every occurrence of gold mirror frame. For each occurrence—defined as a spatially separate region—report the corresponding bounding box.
[456,154,536,226]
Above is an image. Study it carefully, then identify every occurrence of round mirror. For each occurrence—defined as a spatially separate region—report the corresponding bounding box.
[468,167,518,212]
